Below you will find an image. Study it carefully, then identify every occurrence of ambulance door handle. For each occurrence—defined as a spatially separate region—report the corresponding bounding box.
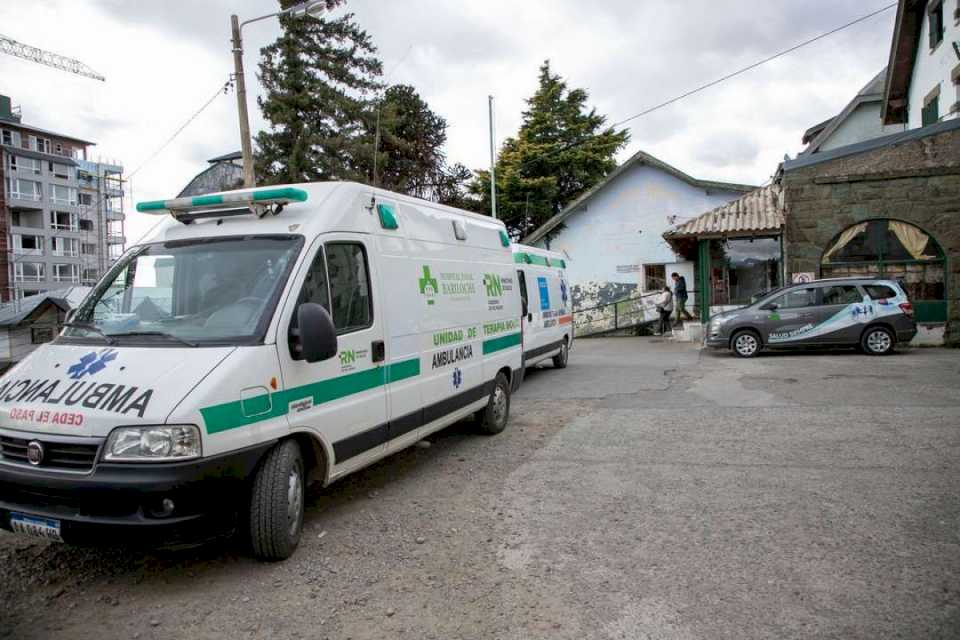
[527,313,533,322]
[371,340,385,363]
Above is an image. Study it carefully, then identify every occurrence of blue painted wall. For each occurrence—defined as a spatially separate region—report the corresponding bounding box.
[533,163,747,309]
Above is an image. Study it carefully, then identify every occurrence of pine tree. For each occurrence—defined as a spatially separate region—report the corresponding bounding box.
[473,61,629,239]
[255,0,382,184]
[371,84,448,197]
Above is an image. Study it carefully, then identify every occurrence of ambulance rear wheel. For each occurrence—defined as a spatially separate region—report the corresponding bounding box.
[249,439,305,561]
[552,339,569,369]
[476,372,510,435]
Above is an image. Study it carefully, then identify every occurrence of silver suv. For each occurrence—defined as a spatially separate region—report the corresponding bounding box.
[705,278,917,358]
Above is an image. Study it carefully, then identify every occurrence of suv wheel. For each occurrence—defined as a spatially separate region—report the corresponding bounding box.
[731,330,760,358]
[861,326,894,355]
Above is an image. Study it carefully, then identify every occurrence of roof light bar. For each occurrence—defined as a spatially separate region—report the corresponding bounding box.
[136,187,308,219]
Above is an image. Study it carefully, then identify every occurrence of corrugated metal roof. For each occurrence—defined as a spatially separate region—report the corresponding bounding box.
[663,183,784,239]
[0,287,90,327]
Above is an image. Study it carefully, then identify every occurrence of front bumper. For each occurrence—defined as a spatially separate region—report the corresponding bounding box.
[704,332,730,348]
[0,440,275,547]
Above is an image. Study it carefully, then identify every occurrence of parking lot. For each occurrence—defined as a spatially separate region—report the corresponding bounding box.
[2,337,959,639]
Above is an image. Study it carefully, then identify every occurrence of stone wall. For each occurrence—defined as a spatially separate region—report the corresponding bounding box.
[782,127,960,345]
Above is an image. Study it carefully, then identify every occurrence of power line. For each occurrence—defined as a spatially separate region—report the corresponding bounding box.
[610,2,897,129]
[128,78,234,180]
[513,2,897,171]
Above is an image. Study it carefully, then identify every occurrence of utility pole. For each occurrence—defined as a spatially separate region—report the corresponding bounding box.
[488,95,497,220]
[231,15,256,189]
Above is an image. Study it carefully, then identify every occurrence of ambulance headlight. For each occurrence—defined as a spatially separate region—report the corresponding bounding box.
[103,425,201,462]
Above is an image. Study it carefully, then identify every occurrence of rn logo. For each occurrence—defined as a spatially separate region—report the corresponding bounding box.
[483,273,503,298]
[67,349,118,380]
[418,266,438,305]
[339,350,356,366]
[452,367,463,390]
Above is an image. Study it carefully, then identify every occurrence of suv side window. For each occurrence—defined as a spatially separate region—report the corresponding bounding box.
[771,287,817,309]
[517,269,529,315]
[820,285,861,306]
[864,284,896,300]
[325,242,373,334]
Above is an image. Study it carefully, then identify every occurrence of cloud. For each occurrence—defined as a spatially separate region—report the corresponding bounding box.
[2,0,897,245]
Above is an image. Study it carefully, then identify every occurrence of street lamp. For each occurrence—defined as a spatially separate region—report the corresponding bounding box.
[230,1,327,188]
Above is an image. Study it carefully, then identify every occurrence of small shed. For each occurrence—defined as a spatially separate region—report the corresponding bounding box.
[0,287,90,372]
[664,184,785,321]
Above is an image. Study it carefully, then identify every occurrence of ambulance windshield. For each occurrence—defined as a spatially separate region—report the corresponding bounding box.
[63,235,302,346]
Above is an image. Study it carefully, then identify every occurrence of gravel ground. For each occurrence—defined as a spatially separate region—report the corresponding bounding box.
[1,338,959,639]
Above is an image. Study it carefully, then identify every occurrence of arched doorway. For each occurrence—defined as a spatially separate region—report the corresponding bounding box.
[820,219,946,322]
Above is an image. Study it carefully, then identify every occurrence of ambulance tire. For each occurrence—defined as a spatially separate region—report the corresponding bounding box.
[248,439,305,561]
[476,372,511,435]
[552,339,569,369]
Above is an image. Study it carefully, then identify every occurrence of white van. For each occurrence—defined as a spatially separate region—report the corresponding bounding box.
[513,244,573,370]
[0,182,522,560]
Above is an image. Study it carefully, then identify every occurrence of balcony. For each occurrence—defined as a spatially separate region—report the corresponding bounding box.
[5,191,43,211]
[105,209,125,221]
[106,233,126,245]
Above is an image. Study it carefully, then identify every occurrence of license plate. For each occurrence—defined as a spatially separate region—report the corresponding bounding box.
[10,512,62,542]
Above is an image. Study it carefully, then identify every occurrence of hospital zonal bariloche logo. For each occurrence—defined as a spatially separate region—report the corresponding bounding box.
[419,265,439,305]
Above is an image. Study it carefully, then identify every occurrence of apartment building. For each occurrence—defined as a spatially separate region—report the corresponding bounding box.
[0,94,125,301]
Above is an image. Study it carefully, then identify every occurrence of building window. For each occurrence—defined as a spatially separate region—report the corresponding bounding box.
[78,219,94,231]
[78,192,93,206]
[53,263,80,283]
[7,177,42,201]
[13,234,44,256]
[55,143,63,154]
[51,237,80,257]
[10,156,41,175]
[31,327,56,345]
[14,263,45,282]
[51,162,72,180]
[82,242,97,256]
[708,237,782,306]
[929,1,945,49]
[28,136,51,154]
[82,268,99,285]
[643,264,667,292]
[49,184,78,206]
[922,85,941,126]
[50,210,79,231]
[1,129,11,145]
[821,219,946,322]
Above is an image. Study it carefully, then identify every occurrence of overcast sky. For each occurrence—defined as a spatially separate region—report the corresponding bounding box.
[0,0,897,243]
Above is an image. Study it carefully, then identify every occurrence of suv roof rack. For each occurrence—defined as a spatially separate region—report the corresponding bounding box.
[136,187,308,223]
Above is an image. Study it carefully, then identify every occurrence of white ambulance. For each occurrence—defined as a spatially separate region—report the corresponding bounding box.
[0,182,523,560]
[513,244,573,371]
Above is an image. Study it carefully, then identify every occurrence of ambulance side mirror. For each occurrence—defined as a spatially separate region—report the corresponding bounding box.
[295,303,338,363]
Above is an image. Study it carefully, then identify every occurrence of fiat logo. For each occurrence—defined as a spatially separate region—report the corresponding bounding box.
[26,441,44,466]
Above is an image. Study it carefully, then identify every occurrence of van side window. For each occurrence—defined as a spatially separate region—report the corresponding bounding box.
[820,285,860,306]
[864,284,896,300]
[326,242,372,334]
[297,247,330,311]
[517,269,528,314]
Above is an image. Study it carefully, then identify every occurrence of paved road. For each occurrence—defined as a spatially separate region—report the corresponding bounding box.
[2,339,959,639]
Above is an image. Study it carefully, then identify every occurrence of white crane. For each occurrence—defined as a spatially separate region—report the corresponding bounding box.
[0,33,105,81]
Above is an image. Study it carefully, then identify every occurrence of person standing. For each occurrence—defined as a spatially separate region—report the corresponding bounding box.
[672,272,694,322]
[655,285,673,335]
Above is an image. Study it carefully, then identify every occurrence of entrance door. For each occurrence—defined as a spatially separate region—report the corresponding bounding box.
[280,235,388,473]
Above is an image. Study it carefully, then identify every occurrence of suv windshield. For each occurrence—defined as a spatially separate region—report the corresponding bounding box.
[64,235,303,346]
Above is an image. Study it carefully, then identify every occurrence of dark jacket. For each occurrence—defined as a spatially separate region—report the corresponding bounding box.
[674,276,688,301]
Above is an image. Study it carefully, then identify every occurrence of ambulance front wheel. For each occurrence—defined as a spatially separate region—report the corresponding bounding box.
[248,439,305,561]
[476,372,511,435]
[552,339,569,369]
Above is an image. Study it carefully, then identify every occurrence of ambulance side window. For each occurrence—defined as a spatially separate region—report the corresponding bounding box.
[325,242,373,334]
[296,247,330,311]
[517,269,529,316]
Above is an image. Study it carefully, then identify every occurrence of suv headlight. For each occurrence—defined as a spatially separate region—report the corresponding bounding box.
[103,425,201,462]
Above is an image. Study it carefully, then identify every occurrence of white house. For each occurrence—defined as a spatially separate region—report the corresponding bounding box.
[523,150,754,310]
[800,68,904,154]
[883,0,960,128]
